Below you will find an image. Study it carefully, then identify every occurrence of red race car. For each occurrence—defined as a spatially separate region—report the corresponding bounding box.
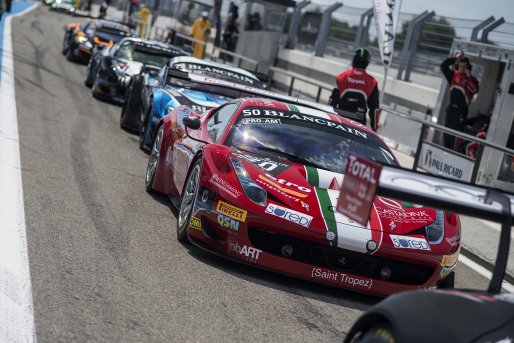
[144,79,460,297]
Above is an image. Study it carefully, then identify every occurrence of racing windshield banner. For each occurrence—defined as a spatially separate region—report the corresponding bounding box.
[372,0,402,66]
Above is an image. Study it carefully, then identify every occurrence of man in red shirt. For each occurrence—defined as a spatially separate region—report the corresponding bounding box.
[440,52,479,149]
[329,48,380,132]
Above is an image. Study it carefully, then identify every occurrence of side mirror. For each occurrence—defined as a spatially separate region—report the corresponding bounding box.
[183,117,201,130]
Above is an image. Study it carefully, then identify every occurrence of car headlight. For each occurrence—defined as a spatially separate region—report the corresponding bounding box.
[83,41,93,49]
[229,156,267,206]
[426,209,444,244]
[76,36,88,44]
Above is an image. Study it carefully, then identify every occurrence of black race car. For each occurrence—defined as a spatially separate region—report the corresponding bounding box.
[341,159,514,343]
[86,37,188,103]
[62,19,132,64]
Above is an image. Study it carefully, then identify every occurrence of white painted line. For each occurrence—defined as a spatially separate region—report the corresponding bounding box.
[477,218,514,239]
[0,3,38,342]
[459,255,514,293]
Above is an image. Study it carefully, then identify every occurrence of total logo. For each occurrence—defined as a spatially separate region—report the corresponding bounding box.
[228,241,262,262]
[390,234,431,251]
[265,203,313,228]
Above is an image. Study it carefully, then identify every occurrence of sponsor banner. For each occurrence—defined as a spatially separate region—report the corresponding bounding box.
[217,214,240,232]
[265,203,313,228]
[373,0,402,66]
[418,143,474,182]
[441,252,459,267]
[189,216,202,230]
[227,241,262,262]
[311,267,373,290]
[217,201,247,222]
[242,108,368,139]
[241,118,281,125]
[337,154,382,226]
[210,174,242,198]
[390,234,431,251]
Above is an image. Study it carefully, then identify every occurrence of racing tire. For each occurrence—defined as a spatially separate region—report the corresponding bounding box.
[145,124,163,193]
[176,158,202,243]
[91,71,101,99]
[357,323,395,343]
[120,75,144,132]
[66,47,75,62]
[62,34,69,55]
[84,62,95,87]
[438,271,455,289]
[138,104,152,153]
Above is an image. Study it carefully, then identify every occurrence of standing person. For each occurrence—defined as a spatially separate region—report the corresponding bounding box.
[190,11,211,59]
[440,52,479,149]
[328,48,380,132]
[180,3,194,24]
[221,15,238,61]
[139,4,151,37]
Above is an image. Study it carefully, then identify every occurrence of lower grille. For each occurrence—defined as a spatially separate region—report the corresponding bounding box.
[248,227,433,285]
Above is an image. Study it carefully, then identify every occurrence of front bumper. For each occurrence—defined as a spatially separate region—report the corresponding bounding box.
[186,194,445,297]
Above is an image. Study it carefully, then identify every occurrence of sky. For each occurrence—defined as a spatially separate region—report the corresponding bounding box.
[315,0,514,23]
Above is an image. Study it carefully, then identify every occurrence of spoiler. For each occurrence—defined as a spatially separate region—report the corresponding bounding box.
[167,68,337,114]
[338,154,513,294]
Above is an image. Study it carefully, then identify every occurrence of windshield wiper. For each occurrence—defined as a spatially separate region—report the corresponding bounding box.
[256,145,326,170]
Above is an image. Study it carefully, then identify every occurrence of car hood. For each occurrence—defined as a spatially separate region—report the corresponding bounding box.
[232,150,437,252]
[174,88,231,112]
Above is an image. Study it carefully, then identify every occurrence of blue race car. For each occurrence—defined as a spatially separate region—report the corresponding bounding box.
[119,56,263,151]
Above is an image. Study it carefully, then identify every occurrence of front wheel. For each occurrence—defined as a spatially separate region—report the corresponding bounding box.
[145,124,164,193]
[138,103,152,152]
[176,158,202,243]
[120,75,144,131]
[62,33,69,54]
[84,61,96,87]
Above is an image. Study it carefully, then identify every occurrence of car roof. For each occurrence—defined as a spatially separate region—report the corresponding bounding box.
[167,56,259,81]
[117,37,187,53]
[93,19,131,32]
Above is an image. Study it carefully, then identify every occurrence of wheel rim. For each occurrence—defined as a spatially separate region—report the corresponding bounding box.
[145,126,163,185]
[178,163,200,229]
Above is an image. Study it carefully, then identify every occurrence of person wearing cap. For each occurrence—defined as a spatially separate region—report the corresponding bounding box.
[190,11,212,59]
[328,48,380,132]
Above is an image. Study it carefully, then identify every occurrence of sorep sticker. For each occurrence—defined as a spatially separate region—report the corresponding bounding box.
[265,203,312,228]
[390,234,431,251]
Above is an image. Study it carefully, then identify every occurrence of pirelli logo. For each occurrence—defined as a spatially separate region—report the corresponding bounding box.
[189,216,202,230]
[217,201,247,222]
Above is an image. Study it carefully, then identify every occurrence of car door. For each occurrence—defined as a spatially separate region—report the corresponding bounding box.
[173,102,240,194]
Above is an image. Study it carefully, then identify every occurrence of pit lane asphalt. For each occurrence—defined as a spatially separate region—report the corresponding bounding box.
[12,6,494,342]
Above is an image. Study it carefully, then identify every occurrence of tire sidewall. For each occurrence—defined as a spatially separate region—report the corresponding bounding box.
[177,158,202,240]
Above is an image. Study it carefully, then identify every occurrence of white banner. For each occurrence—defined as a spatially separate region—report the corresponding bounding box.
[417,143,475,182]
[373,0,402,66]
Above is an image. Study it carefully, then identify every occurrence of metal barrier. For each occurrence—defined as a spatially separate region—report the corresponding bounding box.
[381,107,514,185]
[266,67,332,102]
[157,29,259,72]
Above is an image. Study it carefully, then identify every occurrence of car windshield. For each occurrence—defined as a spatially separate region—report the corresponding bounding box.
[95,26,130,43]
[129,45,179,66]
[170,62,262,88]
[167,78,258,100]
[224,106,397,173]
